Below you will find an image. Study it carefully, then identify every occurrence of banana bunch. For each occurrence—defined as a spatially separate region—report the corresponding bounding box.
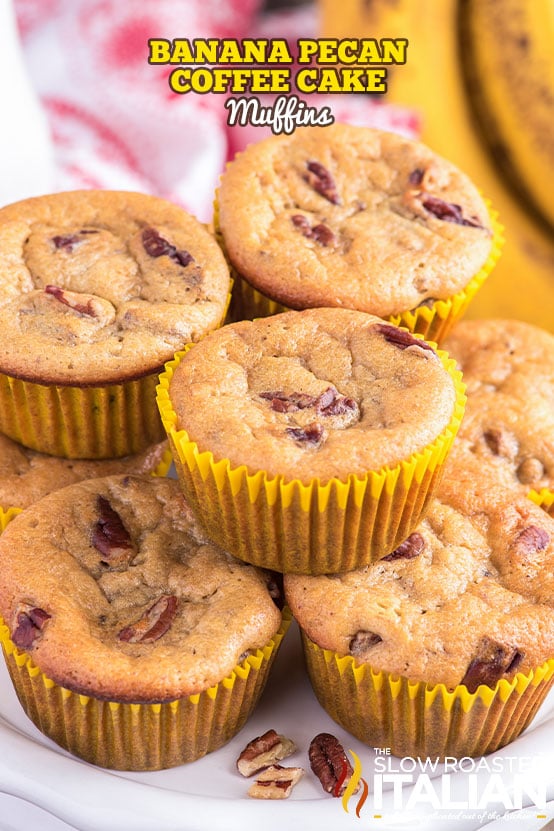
[319,0,554,331]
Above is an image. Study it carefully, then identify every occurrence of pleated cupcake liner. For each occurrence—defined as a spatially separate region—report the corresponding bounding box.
[215,198,503,345]
[301,630,554,760]
[0,609,291,771]
[0,370,166,459]
[157,342,466,574]
[528,488,554,518]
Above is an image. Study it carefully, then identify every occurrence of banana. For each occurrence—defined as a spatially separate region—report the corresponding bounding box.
[318,0,554,332]
[461,0,554,232]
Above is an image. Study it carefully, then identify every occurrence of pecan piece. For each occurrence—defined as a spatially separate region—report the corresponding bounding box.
[259,390,318,413]
[305,160,340,205]
[316,387,358,418]
[51,229,97,252]
[118,595,178,643]
[92,495,135,569]
[461,637,524,693]
[483,427,519,460]
[45,284,97,317]
[349,631,383,657]
[373,322,436,354]
[309,733,357,797]
[247,765,304,800]
[421,195,485,229]
[291,214,336,246]
[511,525,550,557]
[286,422,324,446]
[12,604,51,650]
[409,168,425,186]
[142,227,194,267]
[382,532,425,561]
[237,729,296,777]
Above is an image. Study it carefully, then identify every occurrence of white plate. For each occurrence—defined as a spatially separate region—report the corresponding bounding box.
[1,618,554,831]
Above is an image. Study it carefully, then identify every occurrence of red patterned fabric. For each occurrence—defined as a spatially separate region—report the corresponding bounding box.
[11,0,419,220]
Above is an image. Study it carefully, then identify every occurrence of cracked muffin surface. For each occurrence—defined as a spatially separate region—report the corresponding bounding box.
[0,190,230,383]
[0,475,281,701]
[168,307,459,482]
[285,492,554,690]
[217,124,492,316]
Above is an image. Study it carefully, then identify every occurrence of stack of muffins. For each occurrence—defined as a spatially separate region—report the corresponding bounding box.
[1,125,553,775]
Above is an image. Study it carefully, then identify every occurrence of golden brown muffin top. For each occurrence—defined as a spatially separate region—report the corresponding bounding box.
[0,433,168,511]
[442,318,554,499]
[0,475,281,702]
[217,124,492,316]
[168,308,459,483]
[285,492,554,690]
[0,190,230,384]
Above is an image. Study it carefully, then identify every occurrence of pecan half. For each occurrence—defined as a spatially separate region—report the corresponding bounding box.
[421,195,485,229]
[247,765,304,800]
[291,214,335,246]
[372,322,436,354]
[264,572,285,610]
[118,595,178,643]
[237,729,297,777]
[511,525,550,557]
[305,160,340,205]
[286,422,324,446]
[45,284,97,317]
[349,631,383,657]
[461,638,524,693]
[12,604,51,650]
[92,495,135,569]
[382,532,425,561]
[309,733,357,797]
[142,227,194,267]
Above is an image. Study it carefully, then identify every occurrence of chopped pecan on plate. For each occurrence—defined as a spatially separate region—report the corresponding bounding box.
[237,729,296,777]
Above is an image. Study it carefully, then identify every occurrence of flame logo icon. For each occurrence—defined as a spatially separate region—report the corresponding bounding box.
[342,749,370,818]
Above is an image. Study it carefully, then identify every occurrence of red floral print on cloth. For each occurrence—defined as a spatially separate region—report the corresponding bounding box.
[12,0,418,221]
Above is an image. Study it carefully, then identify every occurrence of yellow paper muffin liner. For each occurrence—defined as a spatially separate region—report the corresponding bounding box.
[156,342,466,574]
[215,196,503,343]
[0,605,291,771]
[0,370,167,460]
[301,630,554,760]
[528,488,554,518]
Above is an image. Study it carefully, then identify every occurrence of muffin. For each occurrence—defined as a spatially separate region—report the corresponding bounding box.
[285,492,554,759]
[216,124,503,342]
[0,190,230,458]
[0,432,171,511]
[157,307,466,573]
[0,474,287,770]
[441,318,554,506]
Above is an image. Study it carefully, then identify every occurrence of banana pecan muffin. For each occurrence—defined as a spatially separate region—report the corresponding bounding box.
[0,433,169,511]
[441,318,554,501]
[217,124,500,341]
[0,190,230,457]
[285,492,554,757]
[159,307,465,572]
[0,474,285,769]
